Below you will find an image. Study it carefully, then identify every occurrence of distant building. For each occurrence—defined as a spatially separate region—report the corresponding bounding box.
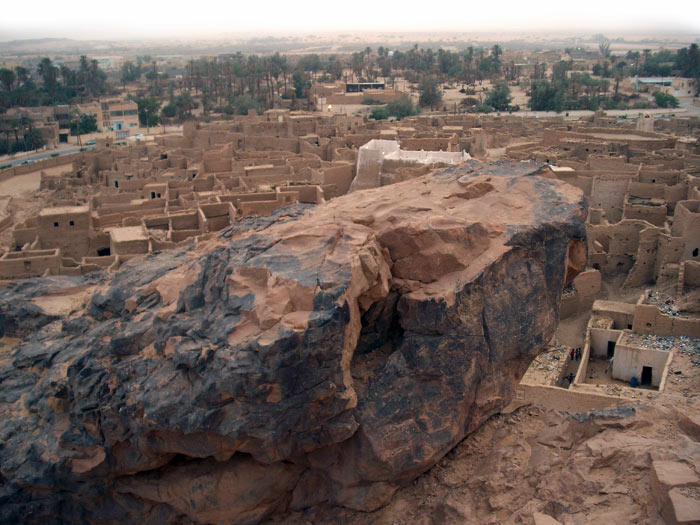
[635,77,697,97]
[78,99,139,133]
[346,82,385,93]
[101,100,139,132]
[635,77,673,90]
[671,78,697,97]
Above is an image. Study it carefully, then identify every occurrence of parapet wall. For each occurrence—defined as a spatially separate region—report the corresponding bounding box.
[632,303,700,338]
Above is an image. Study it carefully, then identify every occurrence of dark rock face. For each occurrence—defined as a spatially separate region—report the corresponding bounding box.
[0,161,586,523]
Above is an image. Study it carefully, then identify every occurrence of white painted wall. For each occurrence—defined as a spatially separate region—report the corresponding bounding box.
[612,345,669,387]
[590,328,622,358]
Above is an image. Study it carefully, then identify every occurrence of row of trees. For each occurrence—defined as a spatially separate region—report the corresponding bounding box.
[3,43,698,125]
[530,57,651,112]
[167,46,514,117]
[0,115,44,155]
[589,45,700,93]
[0,56,109,110]
[179,53,291,114]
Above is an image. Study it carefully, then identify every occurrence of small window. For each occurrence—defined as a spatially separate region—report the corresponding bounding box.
[114,181,119,188]
[24,261,31,271]
[693,248,699,257]
[69,220,74,227]
[151,192,156,199]
[53,222,59,227]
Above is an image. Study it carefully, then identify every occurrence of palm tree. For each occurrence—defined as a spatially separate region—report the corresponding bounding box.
[37,57,58,101]
[14,66,29,87]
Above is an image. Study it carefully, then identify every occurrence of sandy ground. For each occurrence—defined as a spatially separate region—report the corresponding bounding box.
[0,172,42,197]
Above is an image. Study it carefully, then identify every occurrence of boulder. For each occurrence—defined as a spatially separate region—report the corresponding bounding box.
[0,161,586,523]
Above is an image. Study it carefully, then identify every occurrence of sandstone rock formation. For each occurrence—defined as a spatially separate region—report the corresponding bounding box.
[269,402,700,524]
[0,161,586,523]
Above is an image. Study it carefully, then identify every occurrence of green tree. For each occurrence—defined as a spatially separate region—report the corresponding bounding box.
[529,80,565,112]
[120,61,141,86]
[0,68,15,94]
[70,114,98,136]
[298,54,322,80]
[22,128,44,151]
[675,43,700,95]
[161,103,177,119]
[37,57,59,100]
[653,91,679,108]
[351,52,364,81]
[485,81,512,111]
[552,60,570,83]
[369,95,418,120]
[292,71,310,98]
[174,92,197,120]
[232,94,262,115]
[474,103,493,113]
[134,96,161,131]
[418,76,442,109]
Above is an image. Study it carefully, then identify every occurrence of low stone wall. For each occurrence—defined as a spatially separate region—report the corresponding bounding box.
[0,152,82,183]
[633,303,700,338]
[513,383,628,412]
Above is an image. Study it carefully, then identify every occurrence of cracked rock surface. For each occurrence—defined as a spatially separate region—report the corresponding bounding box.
[0,161,586,523]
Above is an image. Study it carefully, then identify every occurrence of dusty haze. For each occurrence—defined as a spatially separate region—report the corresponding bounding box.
[2,0,700,40]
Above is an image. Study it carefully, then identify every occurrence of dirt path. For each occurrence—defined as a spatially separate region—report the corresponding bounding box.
[0,164,71,198]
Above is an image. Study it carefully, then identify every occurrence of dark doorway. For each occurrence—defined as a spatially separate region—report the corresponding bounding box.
[607,340,616,358]
[641,366,653,386]
[97,248,111,256]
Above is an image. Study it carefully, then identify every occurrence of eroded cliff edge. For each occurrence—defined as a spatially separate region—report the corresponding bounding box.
[0,160,586,523]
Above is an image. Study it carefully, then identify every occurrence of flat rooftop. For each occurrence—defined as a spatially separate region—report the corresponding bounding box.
[110,226,148,243]
[39,206,89,217]
[586,132,662,141]
[592,300,637,316]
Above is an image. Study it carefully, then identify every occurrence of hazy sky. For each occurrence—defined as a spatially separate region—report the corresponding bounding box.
[2,0,700,40]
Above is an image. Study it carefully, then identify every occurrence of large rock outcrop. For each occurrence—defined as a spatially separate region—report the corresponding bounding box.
[0,161,586,523]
